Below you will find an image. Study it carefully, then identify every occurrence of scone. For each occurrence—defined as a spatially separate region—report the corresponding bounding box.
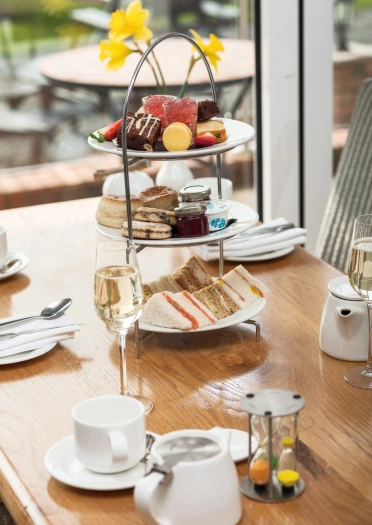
[134,207,177,226]
[138,186,178,210]
[96,194,143,228]
[122,220,172,240]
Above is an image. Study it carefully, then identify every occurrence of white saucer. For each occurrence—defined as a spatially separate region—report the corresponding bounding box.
[208,427,257,462]
[225,246,294,262]
[45,433,160,491]
[0,251,29,281]
[0,343,56,365]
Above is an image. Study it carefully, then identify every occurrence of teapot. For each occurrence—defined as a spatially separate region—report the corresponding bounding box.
[320,275,368,361]
[134,429,242,525]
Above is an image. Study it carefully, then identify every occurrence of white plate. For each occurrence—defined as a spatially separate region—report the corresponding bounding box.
[225,246,294,262]
[88,118,255,161]
[139,297,265,334]
[0,251,29,281]
[45,434,160,491]
[0,343,56,365]
[95,200,259,247]
[208,427,257,462]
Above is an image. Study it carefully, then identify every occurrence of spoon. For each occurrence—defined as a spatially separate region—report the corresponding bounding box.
[0,298,73,330]
[0,258,22,274]
[141,433,157,470]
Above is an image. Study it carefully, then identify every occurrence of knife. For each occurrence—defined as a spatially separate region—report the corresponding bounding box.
[0,323,87,341]
[238,222,295,237]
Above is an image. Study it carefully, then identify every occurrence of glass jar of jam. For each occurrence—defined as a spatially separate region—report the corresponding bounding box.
[174,203,209,238]
[180,184,211,203]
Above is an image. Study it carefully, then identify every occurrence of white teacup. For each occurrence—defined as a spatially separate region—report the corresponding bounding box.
[0,226,8,268]
[73,395,146,473]
[185,177,233,200]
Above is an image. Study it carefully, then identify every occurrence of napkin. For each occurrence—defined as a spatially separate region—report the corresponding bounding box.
[0,313,81,358]
[192,218,307,261]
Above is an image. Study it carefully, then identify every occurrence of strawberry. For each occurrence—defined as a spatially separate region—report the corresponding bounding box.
[194,132,218,148]
[90,118,123,143]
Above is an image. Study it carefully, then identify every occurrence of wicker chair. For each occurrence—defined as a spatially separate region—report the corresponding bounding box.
[315,79,372,273]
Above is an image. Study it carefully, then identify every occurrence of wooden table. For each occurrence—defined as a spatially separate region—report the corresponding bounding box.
[40,39,254,117]
[0,198,372,525]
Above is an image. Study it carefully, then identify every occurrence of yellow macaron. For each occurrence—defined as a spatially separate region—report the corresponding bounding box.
[163,122,192,151]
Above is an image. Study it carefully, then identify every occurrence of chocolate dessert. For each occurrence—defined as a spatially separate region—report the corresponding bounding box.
[197,100,220,122]
[117,112,161,151]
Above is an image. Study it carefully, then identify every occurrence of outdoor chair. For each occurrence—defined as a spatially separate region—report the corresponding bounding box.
[315,78,372,273]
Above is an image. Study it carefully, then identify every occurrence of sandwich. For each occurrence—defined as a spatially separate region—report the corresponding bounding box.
[193,282,239,320]
[140,291,217,330]
[218,265,271,309]
[142,274,183,302]
[173,256,213,293]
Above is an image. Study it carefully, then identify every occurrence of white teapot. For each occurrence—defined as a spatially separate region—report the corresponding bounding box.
[320,275,368,361]
[134,429,242,525]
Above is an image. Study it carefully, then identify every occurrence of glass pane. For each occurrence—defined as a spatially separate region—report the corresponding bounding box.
[0,0,256,215]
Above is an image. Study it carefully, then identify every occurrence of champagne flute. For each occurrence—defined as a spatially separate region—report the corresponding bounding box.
[94,239,153,413]
[346,214,372,388]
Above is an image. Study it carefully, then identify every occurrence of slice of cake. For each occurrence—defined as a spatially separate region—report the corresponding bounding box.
[117,112,161,151]
[196,120,226,144]
[197,99,220,122]
[173,257,213,293]
[193,282,239,320]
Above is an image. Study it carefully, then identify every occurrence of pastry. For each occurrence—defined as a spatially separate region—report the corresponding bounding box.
[196,120,226,144]
[122,220,172,240]
[138,186,178,210]
[117,112,161,151]
[162,122,192,152]
[134,207,177,226]
[197,100,220,122]
[96,194,143,228]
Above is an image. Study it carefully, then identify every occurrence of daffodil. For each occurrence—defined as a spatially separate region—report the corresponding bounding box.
[189,29,224,71]
[99,39,136,71]
[109,1,153,42]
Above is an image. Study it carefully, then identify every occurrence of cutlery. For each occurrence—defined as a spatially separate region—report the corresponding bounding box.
[236,222,295,238]
[140,433,157,470]
[0,298,72,330]
[0,258,22,274]
[0,323,87,341]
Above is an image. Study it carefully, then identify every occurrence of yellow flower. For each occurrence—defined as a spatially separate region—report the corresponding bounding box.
[99,39,135,71]
[109,1,153,42]
[189,29,224,71]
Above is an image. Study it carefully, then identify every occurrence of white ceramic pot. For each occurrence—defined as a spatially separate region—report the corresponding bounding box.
[156,161,194,192]
[102,171,154,195]
[134,429,242,525]
[319,275,368,361]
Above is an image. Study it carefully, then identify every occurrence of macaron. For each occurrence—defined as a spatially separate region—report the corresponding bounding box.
[162,122,192,151]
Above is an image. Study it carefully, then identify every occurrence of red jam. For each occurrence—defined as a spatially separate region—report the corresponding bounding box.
[175,204,209,238]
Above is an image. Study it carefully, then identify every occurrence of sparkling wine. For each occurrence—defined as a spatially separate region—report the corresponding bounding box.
[94,265,143,332]
[348,237,372,301]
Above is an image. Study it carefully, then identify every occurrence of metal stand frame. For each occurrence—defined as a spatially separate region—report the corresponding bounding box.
[118,32,261,358]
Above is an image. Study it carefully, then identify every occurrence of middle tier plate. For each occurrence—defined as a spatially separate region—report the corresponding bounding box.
[95,200,259,247]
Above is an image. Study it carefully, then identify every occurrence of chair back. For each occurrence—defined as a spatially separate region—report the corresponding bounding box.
[315,79,372,272]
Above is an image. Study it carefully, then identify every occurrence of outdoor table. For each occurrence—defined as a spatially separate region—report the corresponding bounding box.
[39,39,254,117]
[0,197,371,524]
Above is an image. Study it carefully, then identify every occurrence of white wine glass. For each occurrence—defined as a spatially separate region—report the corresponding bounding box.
[94,239,153,413]
[346,214,372,388]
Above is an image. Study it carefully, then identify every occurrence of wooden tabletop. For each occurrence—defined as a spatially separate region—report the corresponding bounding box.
[0,198,372,525]
[40,39,254,91]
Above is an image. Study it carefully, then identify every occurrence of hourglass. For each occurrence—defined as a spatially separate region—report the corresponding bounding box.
[240,389,305,502]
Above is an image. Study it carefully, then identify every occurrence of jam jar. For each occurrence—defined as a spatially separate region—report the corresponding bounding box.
[180,184,211,203]
[174,203,209,238]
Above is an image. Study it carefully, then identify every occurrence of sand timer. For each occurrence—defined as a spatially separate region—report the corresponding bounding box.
[240,389,305,502]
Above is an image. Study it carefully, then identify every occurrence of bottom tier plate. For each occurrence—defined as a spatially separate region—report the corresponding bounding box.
[139,297,266,334]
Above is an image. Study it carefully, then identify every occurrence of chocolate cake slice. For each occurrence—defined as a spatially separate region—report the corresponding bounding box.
[117,112,161,151]
[197,99,220,122]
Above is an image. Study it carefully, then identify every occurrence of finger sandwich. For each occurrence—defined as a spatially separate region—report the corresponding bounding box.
[218,265,271,309]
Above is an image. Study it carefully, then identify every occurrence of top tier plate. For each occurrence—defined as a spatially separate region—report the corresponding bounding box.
[88,118,255,160]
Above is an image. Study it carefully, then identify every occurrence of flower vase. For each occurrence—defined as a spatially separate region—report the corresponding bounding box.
[155,160,194,192]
